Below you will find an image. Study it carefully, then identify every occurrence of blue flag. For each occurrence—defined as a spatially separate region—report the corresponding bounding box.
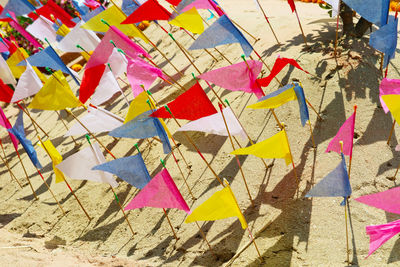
[92,153,151,189]
[8,112,42,169]
[109,111,172,154]
[305,153,352,202]
[189,15,253,57]
[18,46,80,85]
[72,0,90,16]
[342,0,390,27]
[293,83,310,127]
[0,0,36,18]
[369,16,398,69]
[122,0,140,16]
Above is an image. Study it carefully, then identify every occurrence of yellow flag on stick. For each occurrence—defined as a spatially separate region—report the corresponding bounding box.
[382,95,400,124]
[247,84,297,109]
[185,181,248,229]
[6,48,46,81]
[38,140,65,183]
[231,130,292,165]
[28,71,82,110]
[168,7,204,34]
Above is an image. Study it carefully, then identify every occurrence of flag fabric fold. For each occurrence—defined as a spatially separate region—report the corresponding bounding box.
[38,140,65,183]
[355,187,400,215]
[366,219,400,257]
[121,0,172,24]
[0,107,19,150]
[90,68,123,106]
[325,111,356,157]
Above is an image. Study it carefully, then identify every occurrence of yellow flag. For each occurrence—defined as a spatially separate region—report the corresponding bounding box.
[38,140,65,183]
[168,7,204,34]
[231,130,292,165]
[56,24,70,37]
[28,70,82,110]
[6,48,46,81]
[185,182,247,229]
[382,95,400,124]
[247,86,297,109]
[81,5,148,42]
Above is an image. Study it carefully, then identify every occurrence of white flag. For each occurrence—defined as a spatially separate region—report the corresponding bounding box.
[90,69,122,105]
[107,48,128,78]
[26,15,57,44]
[57,21,100,53]
[325,0,340,17]
[56,142,118,187]
[11,62,43,103]
[0,55,16,85]
[65,106,123,136]
[178,107,247,140]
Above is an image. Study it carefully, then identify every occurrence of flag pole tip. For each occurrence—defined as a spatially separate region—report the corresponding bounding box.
[224,99,230,106]
[354,105,357,111]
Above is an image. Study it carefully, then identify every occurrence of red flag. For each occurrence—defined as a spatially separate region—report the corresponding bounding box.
[150,82,217,120]
[79,64,106,104]
[29,0,76,28]
[0,79,14,103]
[257,57,309,88]
[165,0,182,5]
[121,0,172,24]
[288,0,296,12]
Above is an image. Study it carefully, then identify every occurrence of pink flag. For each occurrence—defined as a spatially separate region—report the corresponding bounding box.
[366,219,400,257]
[379,78,400,113]
[8,12,42,48]
[325,110,356,157]
[85,25,150,70]
[124,168,190,213]
[126,57,165,97]
[0,41,8,52]
[181,0,225,16]
[198,60,264,99]
[0,107,19,150]
[355,187,400,215]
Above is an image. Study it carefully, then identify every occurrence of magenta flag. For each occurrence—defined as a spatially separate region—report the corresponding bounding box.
[199,60,264,98]
[126,57,165,97]
[8,12,42,48]
[325,111,356,158]
[366,219,400,257]
[379,78,400,113]
[0,107,19,150]
[0,41,8,52]
[355,187,400,214]
[124,168,190,213]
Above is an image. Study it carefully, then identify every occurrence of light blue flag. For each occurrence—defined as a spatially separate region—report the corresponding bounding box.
[92,153,151,189]
[0,0,35,18]
[109,111,172,154]
[122,0,140,16]
[189,15,253,57]
[18,46,80,85]
[342,0,390,27]
[8,112,42,169]
[293,83,310,127]
[369,16,398,69]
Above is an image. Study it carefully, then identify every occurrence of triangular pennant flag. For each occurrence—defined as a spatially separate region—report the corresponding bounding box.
[189,15,253,57]
[0,79,15,103]
[199,60,264,98]
[231,130,292,165]
[79,64,106,104]
[150,82,217,120]
[305,153,352,198]
[0,0,35,18]
[177,0,223,15]
[90,68,123,106]
[121,0,172,24]
[93,153,151,189]
[65,106,123,136]
[121,0,140,16]
[124,91,155,123]
[28,71,82,110]
[8,112,42,169]
[379,78,400,113]
[247,84,297,109]
[366,219,400,257]
[325,111,356,157]
[11,62,43,103]
[28,0,76,28]
[168,7,204,34]
[125,168,190,212]
[7,11,42,48]
[81,5,147,41]
[38,140,65,183]
[185,181,247,229]
[0,107,19,150]
[56,142,118,187]
[287,0,296,12]
[57,21,100,53]
[355,187,400,215]
[0,55,16,85]
[26,15,57,44]
[342,0,390,27]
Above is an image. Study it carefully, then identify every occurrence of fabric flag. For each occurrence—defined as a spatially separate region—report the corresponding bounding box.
[26,15,57,44]
[168,7,204,34]
[72,0,90,15]
[382,95,400,127]
[56,142,118,187]
[121,0,172,24]
[127,58,165,97]
[355,187,400,215]
[11,62,43,103]
[366,219,400,257]
[379,78,400,113]
[55,24,71,38]
[293,83,309,126]
[84,0,101,9]
[0,40,8,52]
[0,79,14,103]
[81,5,147,41]
[107,48,128,78]
[0,0,35,18]
[90,68,123,106]
[38,140,65,183]
[0,55,16,85]
[325,111,356,157]
[257,57,309,88]
[8,112,42,169]
[178,107,247,140]
[199,60,264,98]
[124,91,155,123]
[342,0,389,27]
[177,0,224,15]
[85,25,150,70]
[79,6,105,22]
[65,106,123,136]
[247,84,296,109]
[57,21,100,53]
[325,0,340,17]
[7,12,42,48]
[150,82,217,120]
[28,71,82,110]
[231,130,292,165]
[121,0,140,16]
[185,181,247,228]
[93,154,151,189]
[125,168,189,212]
[28,0,76,28]
[305,153,352,199]
[287,0,296,12]
[0,107,19,150]
[79,64,106,104]
[6,47,29,79]
[369,16,398,69]
[189,15,253,57]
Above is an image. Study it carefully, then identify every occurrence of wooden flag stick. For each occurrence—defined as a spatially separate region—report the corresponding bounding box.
[195,221,213,250]
[348,105,357,179]
[334,10,340,57]
[219,103,254,206]
[16,103,49,138]
[282,124,299,185]
[163,208,179,240]
[308,120,316,148]
[306,99,323,120]
[56,110,79,147]
[230,18,259,42]
[0,139,23,188]
[158,24,195,60]
[387,120,396,145]
[15,150,38,200]
[254,0,280,45]
[294,9,308,46]
[340,141,350,263]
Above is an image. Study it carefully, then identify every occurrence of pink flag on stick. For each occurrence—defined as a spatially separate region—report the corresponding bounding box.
[8,11,42,48]
[124,168,190,213]
[0,107,19,150]
[199,60,264,99]
[355,187,400,214]
[379,78,400,113]
[366,219,400,257]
